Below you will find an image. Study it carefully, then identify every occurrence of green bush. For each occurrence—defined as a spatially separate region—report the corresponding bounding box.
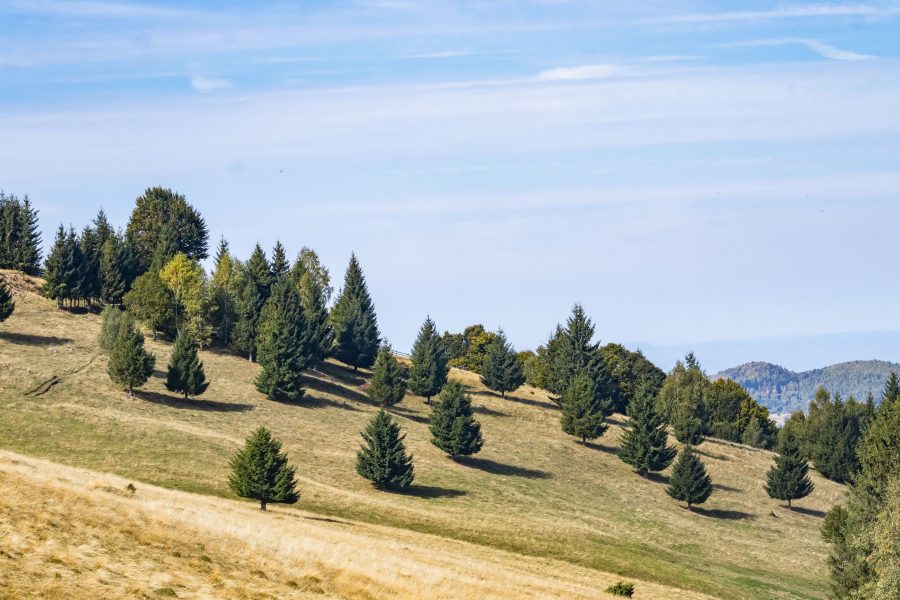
[606,581,635,596]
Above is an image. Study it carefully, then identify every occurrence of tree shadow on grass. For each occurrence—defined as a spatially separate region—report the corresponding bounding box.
[389,406,429,425]
[312,362,368,386]
[0,331,72,346]
[645,472,670,485]
[584,441,617,454]
[274,392,363,412]
[696,448,730,461]
[487,391,558,411]
[455,456,551,479]
[713,483,742,493]
[474,404,506,417]
[789,506,827,518]
[301,373,370,405]
[402,484,467,499]
[691,507,754,521]
[135,390,254,412]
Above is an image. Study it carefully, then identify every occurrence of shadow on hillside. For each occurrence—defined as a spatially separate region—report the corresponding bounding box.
[275,392,363,412]
[645,472,670,485]
[304,515,352,526]
[584,441,617,455]
[0,331,72,346]
[790,506,827,518]
[403,484,467,499]
[151,369,166,379]
[713,483,742,493]
[692,507,753,521]
[455,456,551,479]
[389,406,429,425]
[313,362,368,386]
[135,390,254,412]
[302,374,370,405]
[485,391,558,411]
[474,404,506,417]
[696,448,730,461]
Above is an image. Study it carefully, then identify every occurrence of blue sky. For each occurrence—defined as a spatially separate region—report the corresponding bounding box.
[1,1,900,370]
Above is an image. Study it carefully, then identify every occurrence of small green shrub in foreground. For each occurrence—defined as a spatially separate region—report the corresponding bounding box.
[606,581,635,597]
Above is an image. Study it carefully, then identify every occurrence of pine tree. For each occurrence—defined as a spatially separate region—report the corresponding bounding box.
[233,243,271,362]
[100,235,127,306]
[255,280,308,400]
[672,406,705,446]
[270,241,289,283]
[480,329,525,398]
[330,253,380,370]
[107,320,156,397]
[368,345,407,406]
[560,371,610,444]
[356,410,414,490]
[42,225,68,307]
[407,316,449,402]
[78,226,101,306]
[92,208,114,250]
[618,383,676,476]
[16,196,41,273]
[165,332,209,399]
[881,371,900,408]
[547,305,614,401]
[298,270,333,363]
[765,429,814,508]
[429,379,483,458]
[98,305,134,352]
[228,427,299,510]
[0,274,15,322]
[667,445,713,509]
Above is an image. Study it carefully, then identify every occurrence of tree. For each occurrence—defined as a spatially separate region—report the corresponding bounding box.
[233,243,271,362]
[165,332,209,399]
[881,371,900,408]
[77,225,101,306]
[42,225,80,308]
[0,275,14,322]
[672,405,704,445]
[330,253,380,370]
[407,316,449,402]
[799,388,869,483]
[270,241,289,283]
[298,270,332,363]
[657,354,709,424]
[368,346,407,407]
[560,371,610,444]
[618,383,675,476]
[98,305,134,352]
[442,324,498,374]
[765,428,814,508]
[16,196,41,273]
[291,246,333,305]
[228,427,299,510]
[429,380,483,458]
[124,270,175,339]
[99,235,127,306]
[356,410,414,490]
[255,280,308,401]
[209,237,240,348]
[600,343,666,414]
[859,478,900,599]
[159,253,211,346]
[126,187,209,271]
[107,319,155,397]
[666,445,713,509]
[480,329,525,398]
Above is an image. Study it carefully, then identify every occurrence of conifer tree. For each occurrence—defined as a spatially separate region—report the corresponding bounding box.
[16,196,41,273]
[765,429,814,508]
[298,270,333,363]
[368,345,407,406]
[881,371,900,408]
[233,243,271,362]
[429,379,483,458]
[0,274,14,322]
[356,409,414,490]
[270,241,289,283]
[107,320,155,397]
[560,371,610,444]
[330,253,380,370]
[77,226,101,306]
[480,329,525,398]
[43,225,68,307]
[619,383,676,476]
[228,426,299,511]
[407,316,449,402]
[291,246,333,304]
[98,305,133,352]
[546,305,614,403]
[666,445,713,509]
[92,208,114,250]
[149,225,179,273]
[99,235,127,306]
[255,280,308,400]
[165,332,209,399]
[672,406,705,446]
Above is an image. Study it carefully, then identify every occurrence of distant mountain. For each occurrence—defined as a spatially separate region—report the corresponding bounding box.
[715,360,900,414]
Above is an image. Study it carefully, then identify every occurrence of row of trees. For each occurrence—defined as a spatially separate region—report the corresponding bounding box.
[0,191,41,274]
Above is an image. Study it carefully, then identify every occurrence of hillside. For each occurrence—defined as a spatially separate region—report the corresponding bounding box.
[716,360,900,414]
[0,276,846,599]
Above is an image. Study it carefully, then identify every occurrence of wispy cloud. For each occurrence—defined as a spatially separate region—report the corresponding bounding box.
[644,3,900,24]
[5,0,191,19]
[190,77,233,92]
[726,38,875,61]
[537,64,619,81]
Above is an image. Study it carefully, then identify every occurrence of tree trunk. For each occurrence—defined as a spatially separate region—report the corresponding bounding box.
[501,391,506,398]
[128,385,134,398]
[788,499,792,508]
[260,498,267,511]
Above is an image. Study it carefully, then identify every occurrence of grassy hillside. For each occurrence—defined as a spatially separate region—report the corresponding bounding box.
[716,360,899,413]
[0,274,846,599]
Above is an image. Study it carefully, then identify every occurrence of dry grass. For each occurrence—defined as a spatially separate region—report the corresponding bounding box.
[0,272,846,599]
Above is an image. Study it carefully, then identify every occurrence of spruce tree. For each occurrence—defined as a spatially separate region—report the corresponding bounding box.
[619,383,676,476]
[298,270,333,363]
[480,329,525,398]
[330,253,380,370]
[42,225,68,307]
[356,409,414,490]
[233,243,271,362]
[881,371,900,408]
[429,379,483,458]
[165,331,209,399]
[560,371,610,444]
[407,316,449,402]
[765,429,814,508]
[99,236,127,306]
[0,274,14,322]
[98,305,133,352]
[270,241,289,283]
[107,320,156,397]
[210,237,239,348]
[228,426,299,510]
[368,345,407,406]
[255,280,308,400]
[16,196,41,273]
[672,406,705,446]
[77,226,101,307]
[666,445,713,509]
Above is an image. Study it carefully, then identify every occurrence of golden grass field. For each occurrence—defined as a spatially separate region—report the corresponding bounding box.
[0,271,846,599]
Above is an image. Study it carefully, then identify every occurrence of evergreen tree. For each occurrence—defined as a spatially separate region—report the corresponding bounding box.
[881,371,900,408]
[99,235,127,305]
[741,417,765,448]
[149,224,179,273]
[0,274,14,322]
[330,253,380,370]
[270,241,289,283]
[98,305,133,352]
[298,270,333,363]
[480,329,525,397]
[42,225,68,307]
[228,426,299,510]
[16,196,41,273]
[233,243,271,361]
[407,316,449,402]
[429,379,483,458]
[560,371,610,444]
[368,345,407,406]
[165,331,209,399]
[92,208,114,250]
[291,246,333,304]
[356,409,414,490]
[618,383,676,476]
[77,225,101,306]
[107,320,156,396]
[210,237,240,348]
[666,445,713,509]
[765,429,814,508]
[672,406,705,446]
[255,280,308,400]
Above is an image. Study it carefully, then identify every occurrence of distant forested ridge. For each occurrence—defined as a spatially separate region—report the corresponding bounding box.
[716,360,900,413]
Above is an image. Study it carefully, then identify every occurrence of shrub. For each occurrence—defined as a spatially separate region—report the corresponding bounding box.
[606,581,635,596]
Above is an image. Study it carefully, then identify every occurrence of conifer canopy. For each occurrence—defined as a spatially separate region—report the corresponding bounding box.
[330,254,379,370]
[228,427,299,510]
[666,445,713,509]
[356,410,414,490]
[107,319,156,397]
[255,280,309,401]
[165,331,210,399]
[407,316,449,401]
[560,370,610,444]
[480,329,525,397]
[429,380,483,458]
[0,275,15,322]
[618,383,675,476]
[368,345,407,406]
[765,429,814,508]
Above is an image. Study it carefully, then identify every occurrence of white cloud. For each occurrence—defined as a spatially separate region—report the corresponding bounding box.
[644,4,899,24]
[536,64,619,81]
[726,38,875,61]
[190,77,233,92]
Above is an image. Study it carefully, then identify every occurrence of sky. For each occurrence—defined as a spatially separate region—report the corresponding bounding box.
[1,0,899,370]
